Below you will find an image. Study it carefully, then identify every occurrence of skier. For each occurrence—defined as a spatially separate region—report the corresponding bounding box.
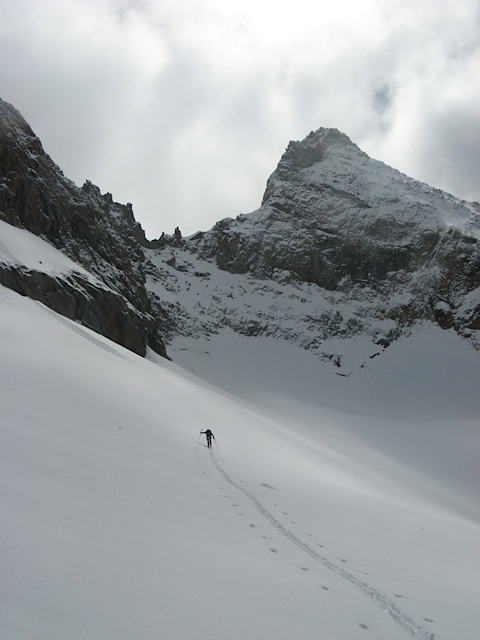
[201,429,215,448]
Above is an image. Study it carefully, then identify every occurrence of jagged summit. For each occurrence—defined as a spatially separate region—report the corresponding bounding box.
[271,128,362,175]
[191,125,479,288]
[264,126,477,242]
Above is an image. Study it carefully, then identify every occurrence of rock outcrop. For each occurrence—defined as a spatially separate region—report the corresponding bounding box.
[0,98,168,357]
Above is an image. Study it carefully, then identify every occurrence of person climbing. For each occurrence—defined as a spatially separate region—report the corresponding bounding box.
[201,429,215,448]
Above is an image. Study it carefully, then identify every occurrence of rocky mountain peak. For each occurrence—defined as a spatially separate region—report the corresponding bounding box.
[279,127,361,170]
[185,128,479,351]
[1,97,479,365]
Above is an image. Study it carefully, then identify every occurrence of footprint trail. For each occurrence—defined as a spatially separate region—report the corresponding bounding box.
[207,449,435,640]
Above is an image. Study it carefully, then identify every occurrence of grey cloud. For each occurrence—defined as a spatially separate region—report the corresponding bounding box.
[1,0,479,238]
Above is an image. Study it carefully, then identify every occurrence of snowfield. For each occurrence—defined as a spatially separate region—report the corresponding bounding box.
[1,213,480,640]
[1,280,479,640]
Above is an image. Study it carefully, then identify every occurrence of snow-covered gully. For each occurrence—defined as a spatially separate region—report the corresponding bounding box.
[205,448,435,640]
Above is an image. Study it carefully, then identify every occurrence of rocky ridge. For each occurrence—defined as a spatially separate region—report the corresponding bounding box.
[0,98,167,357]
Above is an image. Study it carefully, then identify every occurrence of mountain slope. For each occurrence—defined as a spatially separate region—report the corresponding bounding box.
[0,97,167,357]
[2,97,479,365]
[1,282,479,640]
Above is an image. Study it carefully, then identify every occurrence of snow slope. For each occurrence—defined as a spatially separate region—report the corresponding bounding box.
[2,279,479,640]
[0,219,101,282]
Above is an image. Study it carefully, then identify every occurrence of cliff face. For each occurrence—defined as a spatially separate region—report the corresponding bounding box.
[0,98,167,357]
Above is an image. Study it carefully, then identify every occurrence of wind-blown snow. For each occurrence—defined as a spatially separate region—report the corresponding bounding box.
[1,223,480,639]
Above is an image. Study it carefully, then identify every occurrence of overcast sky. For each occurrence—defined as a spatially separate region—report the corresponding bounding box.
[1,0,479,238]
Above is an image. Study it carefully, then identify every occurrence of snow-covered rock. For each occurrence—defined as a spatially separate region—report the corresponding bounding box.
[159,127,480,361]
[1,98,479,366]
[0,98,167,357]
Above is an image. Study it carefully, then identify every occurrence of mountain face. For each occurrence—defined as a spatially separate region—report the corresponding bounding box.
[1,98,479,364]
[188,129,480,344]
[0,98,167,357]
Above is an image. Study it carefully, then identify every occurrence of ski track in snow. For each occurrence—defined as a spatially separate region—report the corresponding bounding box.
[202,447,435,640]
